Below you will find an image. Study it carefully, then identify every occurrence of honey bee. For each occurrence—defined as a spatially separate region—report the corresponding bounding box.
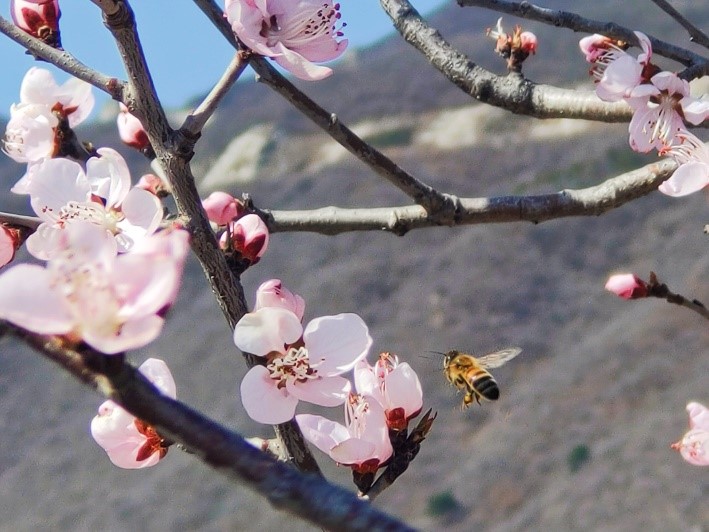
[443,348,522,408]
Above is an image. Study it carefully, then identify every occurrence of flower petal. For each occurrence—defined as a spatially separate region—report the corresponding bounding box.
[233,307,302,357]
[240,365,298,424]
[304,313,372,376]
[286,375,351,407]
[296,413,350,454]
[658,162,709,197]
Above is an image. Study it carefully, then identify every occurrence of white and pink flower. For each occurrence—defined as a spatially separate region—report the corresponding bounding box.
[91,358,176,469]
[591,32,653,103]
[0,222,185,354]
[672,401,709,467]
[225,0,348,81]
[20,149,162,259]
[658,132,709,197]
[254,278,305,321]
[628,72,709,152]
[354,352,423,431]
[3,67,93,164]
[234,306,372,424]
[296,392,393,473]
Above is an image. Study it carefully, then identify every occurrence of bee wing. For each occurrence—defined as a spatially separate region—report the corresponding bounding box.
[476,348,522,369]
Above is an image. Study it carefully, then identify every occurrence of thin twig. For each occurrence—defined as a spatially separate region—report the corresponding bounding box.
[180,50,250,138]
[456,0,709,72]
[0,15,125,100]
[0,322,414,532]
[648,0,709,51]
[259,158,677,235]
[0,212,41,231]
[191,0,455,214]
[646,272,709,321]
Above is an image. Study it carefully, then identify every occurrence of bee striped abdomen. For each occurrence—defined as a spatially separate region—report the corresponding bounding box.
[472,374,500,400]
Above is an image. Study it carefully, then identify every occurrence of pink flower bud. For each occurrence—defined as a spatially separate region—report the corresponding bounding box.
[520,31,537,55]
[604,273,648,299]
[11,0,61,48]
[220,214,269,264]
[117,103,150,152]
[202,191,243,226]
[0,225,20,268]
[254,279,305,321]
[136,173,167,196]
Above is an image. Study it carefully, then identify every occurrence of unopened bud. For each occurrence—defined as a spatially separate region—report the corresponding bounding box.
[604,273,648,299]
[117,103,152,155]
[11,0,61,48]
[220,214,269,264]
[0,225,21,268]
[202,191,243,226]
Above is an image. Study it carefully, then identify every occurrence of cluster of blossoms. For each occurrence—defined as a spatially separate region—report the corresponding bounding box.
[0,67,192,468]
[202,191,269,264]
[234,280,424,474]
[580,32,709,196]
[672,402,709,467]
[224,0,348,81]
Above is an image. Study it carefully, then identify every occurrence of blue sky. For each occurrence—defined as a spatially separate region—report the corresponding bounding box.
[0,1,446,114]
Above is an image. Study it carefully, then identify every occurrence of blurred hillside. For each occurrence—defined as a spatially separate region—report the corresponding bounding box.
[0,1,707,531]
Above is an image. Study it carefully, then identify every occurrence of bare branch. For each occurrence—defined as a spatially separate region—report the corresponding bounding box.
[261,158,677,235]
[191,0,454,213]
[456,0,709,72]
[0,212,41,232]
[379,0,633,122]
[180,51,250,138]
[0,15,125,100]
[648,0,709,51]
[0,322,414,532]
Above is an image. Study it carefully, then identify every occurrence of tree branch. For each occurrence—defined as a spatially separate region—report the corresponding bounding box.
[379,0,635,122]
[191,0,455,214]
[456,0,709,72]
[646,272,709,321]
[260,158,677,235]
[0,322,413,532]
[0,15,125,101]
[648,0,709,51]
[180,50,250,139]
[91,0,320,473]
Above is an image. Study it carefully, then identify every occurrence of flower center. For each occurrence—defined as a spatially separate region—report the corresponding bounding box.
[266,346,317,388]
[261,2,345,49]
[345,393,369,437]
[58,200,122,233]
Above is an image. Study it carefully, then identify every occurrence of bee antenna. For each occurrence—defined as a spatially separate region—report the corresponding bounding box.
[427,350,446,356]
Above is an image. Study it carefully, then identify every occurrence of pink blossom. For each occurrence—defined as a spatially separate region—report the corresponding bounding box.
[3,103,58,163]
[22,149,162,259]
[0,225,19,268]
[116,103,150,152]
[354,352,423,431]
[579,34,614,63]
[593,32,653,102]
[604,273,648,299]
[202,191,242,226]
[254,278,305,321]
[225,0,348,81]
[296,393,393,473]
[91,358,176,469]
[672,402,709,467]
[3,68,93,164]
[658,132,709,197]
[628,72,709,153]
[11,0,61,48]
[0,222,185,354]
[234,306,372,424]
[220,213,269,264]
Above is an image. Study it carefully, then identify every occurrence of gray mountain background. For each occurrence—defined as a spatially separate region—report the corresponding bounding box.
[0,1,707,530]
